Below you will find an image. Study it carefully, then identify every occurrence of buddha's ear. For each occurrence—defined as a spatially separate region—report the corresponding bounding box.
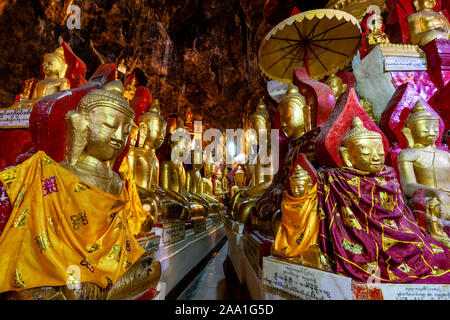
[138,122,148,148]
[401,127,414,148]
[303,104,312,132]
[66,111,88,166]
[339,146,353,167]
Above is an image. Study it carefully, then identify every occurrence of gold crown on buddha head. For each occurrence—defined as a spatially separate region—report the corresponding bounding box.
[289,165,311,181]
[250,98,270,123]
[342,117,382,147]
[279,83,307,108]
[78,80,135,119]
[405,101,440,127]
[44,46,66,64]
[413,0,436,11]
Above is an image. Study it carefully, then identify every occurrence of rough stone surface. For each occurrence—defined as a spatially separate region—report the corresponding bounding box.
[0,0,276,129]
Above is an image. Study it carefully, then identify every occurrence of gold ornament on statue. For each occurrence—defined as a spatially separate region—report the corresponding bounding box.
[408,0,450,46]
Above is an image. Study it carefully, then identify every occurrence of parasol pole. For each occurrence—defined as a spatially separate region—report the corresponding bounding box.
[304,54,310,75]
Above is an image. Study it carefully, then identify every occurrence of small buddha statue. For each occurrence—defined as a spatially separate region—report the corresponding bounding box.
[214,167,225,202]
[408,0,450,46]
[230,99,275,224]
[272,165,329,270]
[199,155,224,212]
[185,152,222,214]
[398,102,450,247]
[123,75,137,102]
[324,73,347,102]
[366,14,390,48]
[0,81,161,299]
[11,79,35,108]
[31,46,70,103]
[317,116,450,283]
[160,120,206,219]
[230,165,247,198]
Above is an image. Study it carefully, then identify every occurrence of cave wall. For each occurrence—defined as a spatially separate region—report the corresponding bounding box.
[0,0,274,129]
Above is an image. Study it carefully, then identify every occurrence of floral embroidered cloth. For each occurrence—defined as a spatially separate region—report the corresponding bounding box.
[318,165,450,283]
[0,151,146,293]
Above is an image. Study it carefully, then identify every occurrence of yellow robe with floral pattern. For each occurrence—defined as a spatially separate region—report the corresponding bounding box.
[0,151,146,293]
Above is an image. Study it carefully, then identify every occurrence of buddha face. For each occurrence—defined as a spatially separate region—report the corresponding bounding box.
[171,136,189,164]
[84,106,133,162]
[204,162,215,178]
[234,171,246,188]
[289,178,310,198]
[145,117,166,149]
[418,0,436,10]
[326,78,344,100]
[408,119,439,147]
[216,171,223,180]
[344,138,385,173]
[278,101,305,139]
[43,54,62,77]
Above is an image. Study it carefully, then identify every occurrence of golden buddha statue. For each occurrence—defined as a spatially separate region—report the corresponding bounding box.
[408,0,450,46]
[253,85,313,231]
[272,165,329,270]
[230,99,275,223]
[214,167,225,202]
[160,120,206,219]
[0,81,160,300]
[366,14,390,48]
[31,46,70,103]
[230,165,247,198]
[123,75,137,102]
[185,152,222,214]
[324,73,347,101]
[198,155,224,212]
[398,102,450,248]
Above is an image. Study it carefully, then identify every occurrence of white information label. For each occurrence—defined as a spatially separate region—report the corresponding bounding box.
[263,256,353,300]
[162,222,186,245]
[380,284,450,300]
[0,107,32,128]
[384,56,427,72]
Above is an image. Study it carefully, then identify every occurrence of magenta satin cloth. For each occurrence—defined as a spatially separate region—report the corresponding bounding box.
[318,166,450,284]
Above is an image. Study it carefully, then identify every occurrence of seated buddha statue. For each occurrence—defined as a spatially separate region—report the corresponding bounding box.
[0,81,161,299]
[317,116,450,283]
[198,155,224,213]
[214,167,226,202]
[160,120,206,219]
[230,99,275,224]
[31,46,70,103]
[408,0,450,46]
[127,100,184,222]
[230,165,248,198]
[272,165,330,270]
[123,74,137,102]
[398,102,450,248]
[324,73,347,102]
[185,152,222,214]
[365,14,390,49]
[253,85,317,233]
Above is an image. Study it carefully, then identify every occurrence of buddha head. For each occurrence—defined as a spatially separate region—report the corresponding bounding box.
[403,101,440,148]
[289,165,313,197]
[340,117,385,173]
[170,119,190,164]
[325,74,347,101]
[204,154,216,179]
[137,99,167,150]
[249,99,271,143]
[278,84,310,139]
[43,46,68,79]
[67,80,135,165]
[414,0,436,11]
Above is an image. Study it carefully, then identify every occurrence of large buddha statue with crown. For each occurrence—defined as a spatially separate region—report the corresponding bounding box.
[398,102,450,248]
[160,120,206,219]
[230,99,276,224]
[0,81,161,299]
[408,0,450,46]
[317,116,450,283]
[31,46,70,103]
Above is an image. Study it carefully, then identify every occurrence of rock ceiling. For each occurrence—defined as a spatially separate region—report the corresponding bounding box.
[0,0,328,129]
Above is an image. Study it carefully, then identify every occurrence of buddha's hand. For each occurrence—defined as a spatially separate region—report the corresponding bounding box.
[230,190,243,211]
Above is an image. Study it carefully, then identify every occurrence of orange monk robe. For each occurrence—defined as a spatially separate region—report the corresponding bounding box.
[272,184,319,258]
[0,151,146,293]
